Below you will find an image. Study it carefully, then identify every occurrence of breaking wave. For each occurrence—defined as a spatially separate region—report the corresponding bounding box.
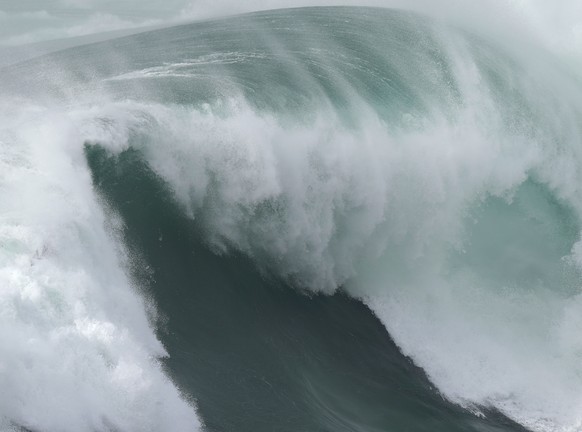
[1,7,582,432]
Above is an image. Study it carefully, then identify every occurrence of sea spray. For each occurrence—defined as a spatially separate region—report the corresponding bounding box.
[2,7,582,432]
[0,102,200,431]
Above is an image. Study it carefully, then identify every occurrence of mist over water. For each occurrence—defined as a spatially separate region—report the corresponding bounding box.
[1,2,582,432]
[3,0,582,53]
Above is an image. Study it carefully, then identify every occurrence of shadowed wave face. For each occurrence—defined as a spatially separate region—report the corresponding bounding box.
[1,7,582,432]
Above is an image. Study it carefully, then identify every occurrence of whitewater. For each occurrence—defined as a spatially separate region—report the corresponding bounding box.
[1,4,582,432]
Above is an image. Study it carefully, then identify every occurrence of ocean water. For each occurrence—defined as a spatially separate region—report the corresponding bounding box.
[1,6,582,432]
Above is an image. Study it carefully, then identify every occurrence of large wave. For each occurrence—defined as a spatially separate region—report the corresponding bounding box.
[1,6,582,432]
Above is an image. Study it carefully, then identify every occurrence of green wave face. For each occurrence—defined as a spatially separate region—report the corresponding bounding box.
[2,7,582,432]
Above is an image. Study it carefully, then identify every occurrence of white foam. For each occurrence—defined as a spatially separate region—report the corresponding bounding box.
[107,52,269,81]
[0,102,201,432]
[3,5,582,431]
[77,29,582,430]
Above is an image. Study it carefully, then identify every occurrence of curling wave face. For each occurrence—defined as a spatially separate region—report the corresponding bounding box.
[1,7,582,432]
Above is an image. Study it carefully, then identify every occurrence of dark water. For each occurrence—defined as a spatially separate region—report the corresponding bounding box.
[85,145,528,432]
[3,6,582,432]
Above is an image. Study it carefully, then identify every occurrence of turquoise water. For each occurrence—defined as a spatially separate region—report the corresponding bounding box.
[1,7,582,432]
